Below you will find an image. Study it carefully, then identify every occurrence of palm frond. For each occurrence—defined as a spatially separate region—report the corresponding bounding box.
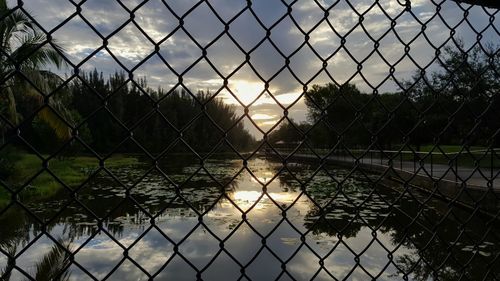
[1,10,33,30]
[21,69,65,94]
[0,241,17,281]
[37,107,71,140]
[12,70,73,140]
[0,0,69,142]
[9,32,65,70]
[33,240,72,281]
[1,3,65,71]
[0,10,34,53]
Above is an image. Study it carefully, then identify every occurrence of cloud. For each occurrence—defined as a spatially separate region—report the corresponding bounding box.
[12,0,500,137]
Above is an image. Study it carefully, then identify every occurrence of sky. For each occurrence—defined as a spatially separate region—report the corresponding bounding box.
[10,0,500,137]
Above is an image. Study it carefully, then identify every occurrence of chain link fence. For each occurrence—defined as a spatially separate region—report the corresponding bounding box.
[1,0,499,280]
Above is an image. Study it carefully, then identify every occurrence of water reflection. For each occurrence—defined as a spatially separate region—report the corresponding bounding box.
[1,239,72,281]
[0,157,498,280]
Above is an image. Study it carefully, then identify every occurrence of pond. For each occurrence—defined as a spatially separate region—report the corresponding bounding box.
[0,157,498,280]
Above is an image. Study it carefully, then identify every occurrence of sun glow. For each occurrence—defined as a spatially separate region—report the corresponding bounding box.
[233,191,263,202]
[251,113,277,120]
[275,92,302,105]
[230,190,298,210]
[220,79,303,111]
[227,80,265,105]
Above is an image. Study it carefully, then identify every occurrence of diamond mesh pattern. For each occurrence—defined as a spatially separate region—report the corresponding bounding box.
[0,0,499,280]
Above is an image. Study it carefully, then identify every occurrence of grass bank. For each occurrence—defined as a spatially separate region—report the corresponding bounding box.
[281,145,500,168]
[413,145,489,153]
[0,152,139,208]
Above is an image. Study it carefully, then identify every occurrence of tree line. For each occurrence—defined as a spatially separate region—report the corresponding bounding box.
[1,0,499,158]
[8,70,256,155]
[1,0,255,158]
[270,43,500,151]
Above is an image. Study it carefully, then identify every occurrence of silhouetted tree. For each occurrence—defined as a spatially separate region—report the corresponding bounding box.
[0,0,71,142]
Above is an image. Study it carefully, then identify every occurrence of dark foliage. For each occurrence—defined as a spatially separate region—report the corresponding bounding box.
[270,44,499,150]
[10,70,255,155]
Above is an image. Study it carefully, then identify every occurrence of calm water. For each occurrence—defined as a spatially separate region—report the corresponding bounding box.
[0,157,498,280]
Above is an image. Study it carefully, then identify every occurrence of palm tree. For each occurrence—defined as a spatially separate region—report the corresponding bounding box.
[0,0,72,143]
[0,241,16,280]
[1,239,73,281]
[31,240,72,281]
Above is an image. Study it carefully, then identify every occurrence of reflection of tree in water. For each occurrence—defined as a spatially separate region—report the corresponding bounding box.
[0,156,243,244]
[1,239,72,281]
[0,157,243,280]
[393,253,459,281]
[274,162,500,280]
[73,157,241,236]
[2,158,499,280]
[0,240,16,280]
[0,209,31,247]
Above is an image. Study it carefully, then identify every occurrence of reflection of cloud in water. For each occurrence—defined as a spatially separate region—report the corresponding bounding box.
[3,157,498,280]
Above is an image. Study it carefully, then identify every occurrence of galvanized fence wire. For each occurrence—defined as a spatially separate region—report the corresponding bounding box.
[0,0,499,280]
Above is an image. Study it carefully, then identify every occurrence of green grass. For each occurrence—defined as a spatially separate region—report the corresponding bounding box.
[398,145,499,168]
[0,152,139,207]
[414,145,488,153]
[290,145,500,169]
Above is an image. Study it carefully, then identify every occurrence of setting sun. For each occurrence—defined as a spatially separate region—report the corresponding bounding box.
[227,80,265,105]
